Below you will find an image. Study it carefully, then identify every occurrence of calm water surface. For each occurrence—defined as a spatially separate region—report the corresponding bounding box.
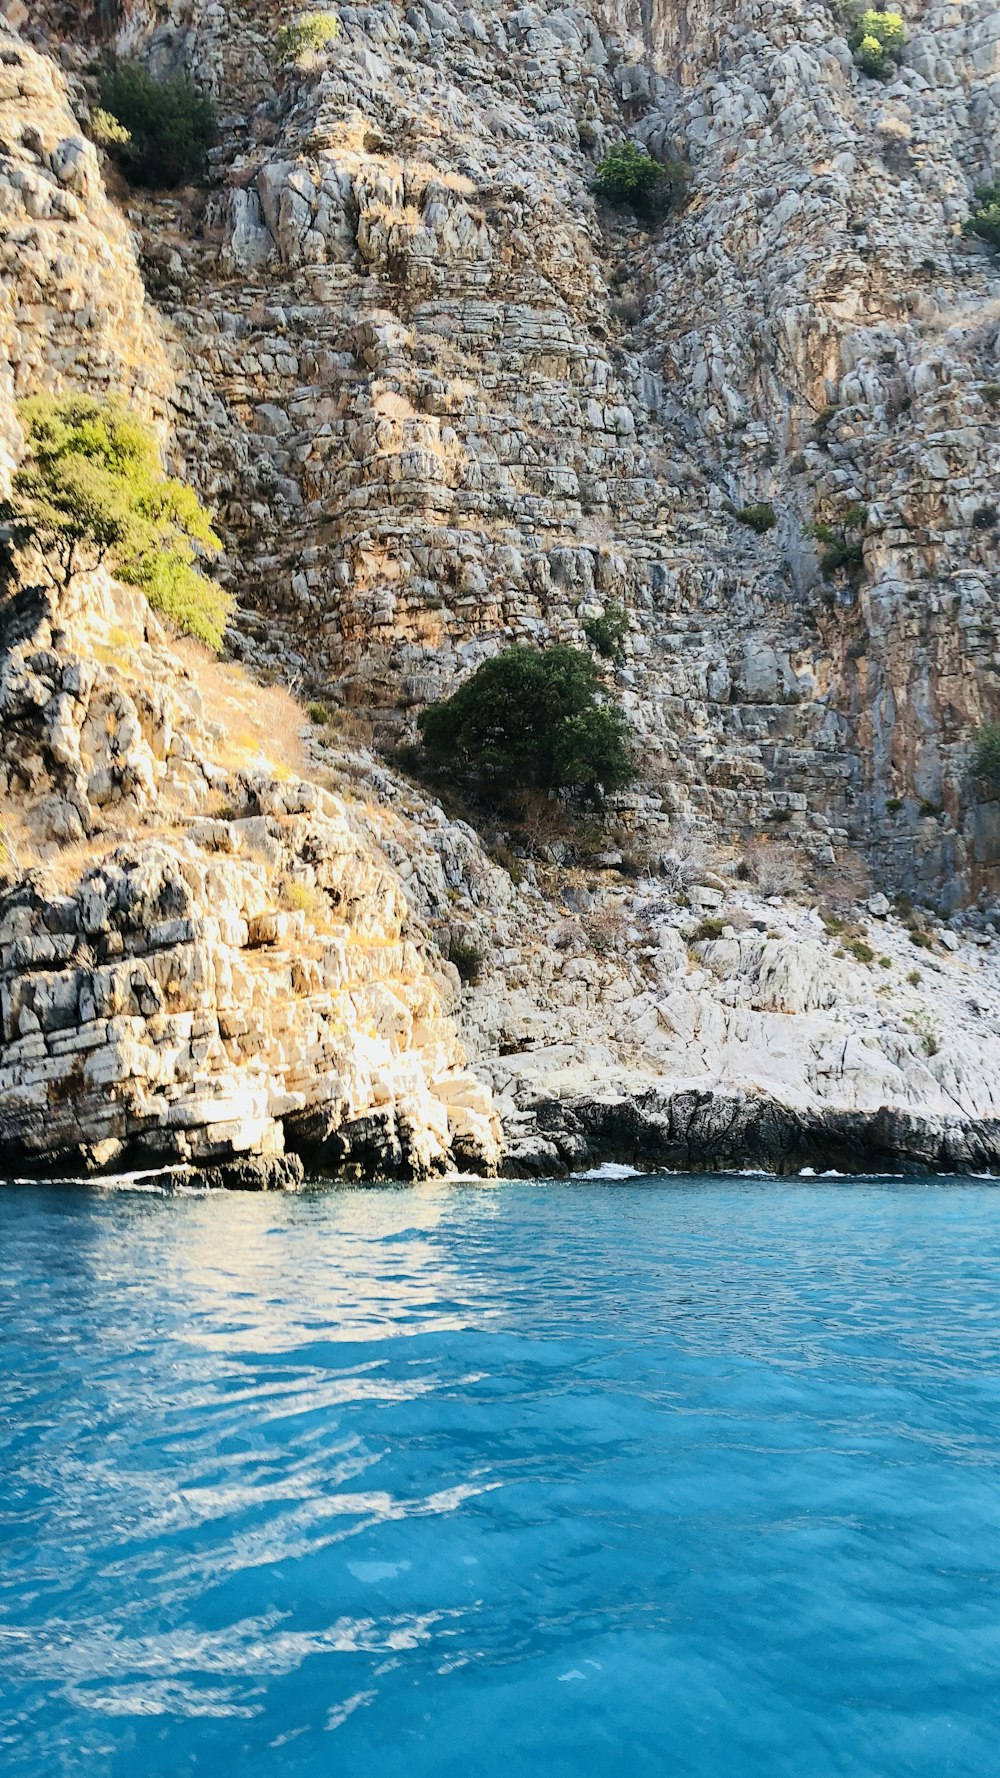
[2,1174,999,1776]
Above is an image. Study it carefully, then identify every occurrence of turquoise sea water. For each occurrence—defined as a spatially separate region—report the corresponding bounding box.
[2,1173,999,1776]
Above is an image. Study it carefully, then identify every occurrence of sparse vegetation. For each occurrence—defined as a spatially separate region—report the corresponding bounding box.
[811,501,868,584]
[742,843,804,898]
[972,723,1000,791]
[283,881,325,921]
[906,1011,940,1057]
[847,938,875,964]
[585,905,627,955]
[582,602,628,660]
[963,182,1000,249]
[1,396,229,650]
[594,141,686,221]
[448,932,484,985]
[909,928,933,950]
[274,12,341,65]
[417,644,635,804]
[97,60,216,187]
[693,917,726,943]
[736,502,777,534]
[308,701,332,726]
[848,9,906,79]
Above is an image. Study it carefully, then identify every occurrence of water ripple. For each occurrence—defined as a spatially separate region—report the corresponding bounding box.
[2,1177,1000,1776]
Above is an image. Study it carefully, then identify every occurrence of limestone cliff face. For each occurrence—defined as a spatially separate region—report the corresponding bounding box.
[0,568,500,1177]
[4,0,1000,1179]
[82,0,997,908]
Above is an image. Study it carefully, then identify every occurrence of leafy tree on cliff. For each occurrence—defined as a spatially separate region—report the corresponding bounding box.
[593,142,687,221]
[97,60,216,187]
[848,9,906,79]
[417,645,635,804]
[1,396,231,652]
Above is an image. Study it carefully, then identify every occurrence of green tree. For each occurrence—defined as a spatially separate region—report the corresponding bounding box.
[593,143,685,221]
[1,395,230,651]
[417,644,634,803]
[97,60,216,187]
[848,9,906,78]
[274,12,341,65]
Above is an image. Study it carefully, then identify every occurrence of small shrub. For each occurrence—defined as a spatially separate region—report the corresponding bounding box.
[449,933,484,986]
[811,502,868,585]
[848,9,906,80]
[417,644,634,804]
[906,1012,940,1057]
[1,395,229,649]
[736,502,777,534]
[582,602,628,660]
[594,142,684,220]
[972,723,1000,790]
[98,60,216,187]
[283,881,325,921]
[308,701,331,725]
[585,906,626,955]
[963,182,1000,250]
[909,928,932,950]
[693,918,726,943]
[274,12,340,66]
[89,107,131,150]
[972,503,998,530]
[907,968,922,986]
[886,796,904,812]
[743,843,803,898]
[847,938,875,964]
[879,956,892,969]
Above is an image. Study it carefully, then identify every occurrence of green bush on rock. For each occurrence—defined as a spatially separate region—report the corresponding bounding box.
[582,602,628,660]
[848,9,906,80]
[963,182,1000,249]
[417,645,635,804]
[1,396,230,652]
[594,142,686,221]
[97,59,216,187]
[274,12,341,66]
[736,502,777,534]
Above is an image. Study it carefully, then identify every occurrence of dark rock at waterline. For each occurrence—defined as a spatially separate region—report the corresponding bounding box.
[187,1154,305,1192]
[503,1091,1000,1179]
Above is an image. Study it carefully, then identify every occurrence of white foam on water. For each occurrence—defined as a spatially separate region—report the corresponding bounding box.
[571,1162,643,1180]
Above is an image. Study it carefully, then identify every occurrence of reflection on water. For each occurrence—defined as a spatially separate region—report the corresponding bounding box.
[2,1176,1000,1778]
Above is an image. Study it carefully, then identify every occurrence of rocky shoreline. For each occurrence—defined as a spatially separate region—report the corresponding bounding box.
[6,1088,1000,1188]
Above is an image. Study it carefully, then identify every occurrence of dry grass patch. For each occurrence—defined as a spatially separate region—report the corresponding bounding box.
[173,637,307,777]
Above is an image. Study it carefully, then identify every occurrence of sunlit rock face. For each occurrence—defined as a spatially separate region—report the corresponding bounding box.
[94,0,995,907]
[3,0,1000,1180]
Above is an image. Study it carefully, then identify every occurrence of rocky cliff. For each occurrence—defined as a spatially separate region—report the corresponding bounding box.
[2,0,1000,1181]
